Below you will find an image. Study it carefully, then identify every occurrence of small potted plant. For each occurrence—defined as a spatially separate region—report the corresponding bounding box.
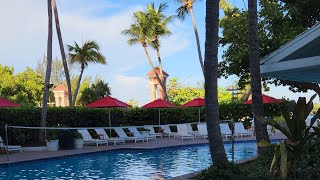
[74,132,84,149]
[46,131,59,151]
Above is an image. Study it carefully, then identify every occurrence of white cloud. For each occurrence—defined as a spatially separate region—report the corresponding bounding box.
[0,0,190,103]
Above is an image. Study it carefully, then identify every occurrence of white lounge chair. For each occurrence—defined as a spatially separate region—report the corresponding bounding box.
[114,127,144,143]
[128,127,156,142]
[176,124,195,141]
[160,125,178,138]
[0,136,22,152]
[77,129,108,147]
[196,124,208,140]
[219,123,232,140]
[94,128,125,145]
[185,123,199,135]
[234,122,253,138]
[145,126,162,138]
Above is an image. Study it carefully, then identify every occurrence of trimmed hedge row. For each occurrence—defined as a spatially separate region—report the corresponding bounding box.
[0,103,284,128]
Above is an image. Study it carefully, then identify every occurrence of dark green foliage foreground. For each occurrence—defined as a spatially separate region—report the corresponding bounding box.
[196,138,320,180]
[195,151,279,180]
[0,103,282,128]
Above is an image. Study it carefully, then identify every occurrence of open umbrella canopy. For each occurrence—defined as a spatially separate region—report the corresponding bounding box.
[141,99,176,109]
[0,98,21,107]
[141,99,176,125]
[181,98,205,123]
[244,94,283,104]
[86,96,130,108]
[86,96,130,137]
[181,98,205,107]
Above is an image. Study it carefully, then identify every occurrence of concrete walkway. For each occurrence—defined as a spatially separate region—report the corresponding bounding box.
[0,133,286,166]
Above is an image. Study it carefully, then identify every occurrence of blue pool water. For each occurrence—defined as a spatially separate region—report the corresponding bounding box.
[0,142,257,179]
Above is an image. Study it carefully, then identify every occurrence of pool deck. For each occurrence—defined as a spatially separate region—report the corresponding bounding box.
[0,133,286,166]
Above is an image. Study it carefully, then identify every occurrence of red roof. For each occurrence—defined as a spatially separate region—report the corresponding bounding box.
[244,94,283,104]
[52,85,68,92]
[86,96,131,108]
[181,98,205,107]
[0,98,21,107]
[147,67,169,77]
[141,99,176,109]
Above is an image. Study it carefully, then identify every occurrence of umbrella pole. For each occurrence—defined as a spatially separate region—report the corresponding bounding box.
[198,108,201,123]
[109,109,111,137]
[159,109,161,125]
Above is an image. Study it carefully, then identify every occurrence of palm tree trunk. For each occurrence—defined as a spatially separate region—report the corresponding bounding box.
[40,0,53,142]
[72,64,85,106]
[143,46,168,101]
[52,0,73,107]
[248,0,271,154]
[189,8,204,76]
[156,48,169,101]
[241,87,252,101]
[205,0,228,164]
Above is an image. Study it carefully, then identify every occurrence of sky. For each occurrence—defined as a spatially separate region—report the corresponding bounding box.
[0,0,317,105]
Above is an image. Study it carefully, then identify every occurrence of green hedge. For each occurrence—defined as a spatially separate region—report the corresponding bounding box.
[0,102,284,128]
[0,103,285,145]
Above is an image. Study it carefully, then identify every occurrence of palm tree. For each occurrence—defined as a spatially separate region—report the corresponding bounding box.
[147,3,174,101]
[40,0,53,141]
[175,0,204,75]
[52,0,73,107]
[122,11,169,101]
[205,0,228,163]
[248,0,271,153]
[68,40,106,106]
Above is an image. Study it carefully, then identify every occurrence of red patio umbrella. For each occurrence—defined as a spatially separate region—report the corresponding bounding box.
[0,98,21,107]
[244,94,283,104]
[181,98,205,123]
[87,96,130,136]
[141,99,176,125]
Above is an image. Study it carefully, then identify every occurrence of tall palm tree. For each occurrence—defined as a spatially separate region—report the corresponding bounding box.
[248,0,271,154]
[122,11,169,101]
[147,3,174,101]
[40,0,53,141]
[52,0,73,107]
[205,0,228,163]
[176,0,204,75]
[68,40,106,106]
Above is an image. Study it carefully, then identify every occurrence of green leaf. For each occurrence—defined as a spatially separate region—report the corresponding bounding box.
[257,139,271,147]
[279,141,288,178]
[270,145,280,173]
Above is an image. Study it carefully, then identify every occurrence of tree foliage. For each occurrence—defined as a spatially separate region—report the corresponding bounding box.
[68,40,107,106]
[167,78,232,105]
[219,0,315,92]
[78,80,111,105]
[0,65,43,106]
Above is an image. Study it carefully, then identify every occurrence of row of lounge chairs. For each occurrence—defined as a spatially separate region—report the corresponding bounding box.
[77,122,256,146]
[0,122,259,151]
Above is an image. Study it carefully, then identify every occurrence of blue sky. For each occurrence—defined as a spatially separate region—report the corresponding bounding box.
[0,0,316,104]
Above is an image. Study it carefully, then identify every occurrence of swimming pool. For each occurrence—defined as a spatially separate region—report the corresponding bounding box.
[0,142,257,179]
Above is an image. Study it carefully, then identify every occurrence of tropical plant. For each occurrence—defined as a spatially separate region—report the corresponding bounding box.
[204,0,228,164]
[46,130,59,141]
[78,80,111,105]
[175,0,204,75]
[146,3,174,100]
[41,0,53,142]
[52,0,72,107]
[257,94,320,178]
[122,10,169,100]
[248,0,271,153]
[67,40,107,106]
